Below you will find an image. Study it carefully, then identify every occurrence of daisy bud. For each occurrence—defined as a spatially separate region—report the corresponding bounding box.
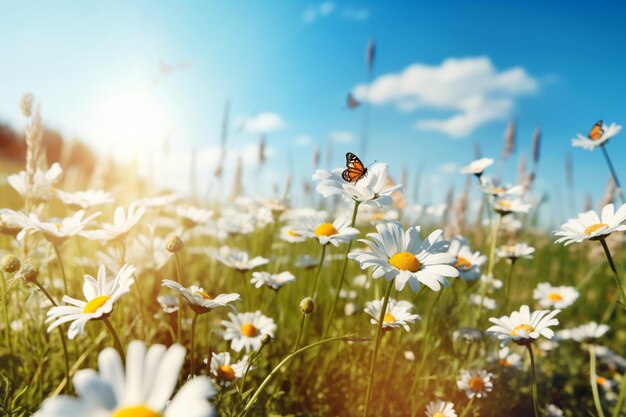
[166,234,184,253]
[0,254,21,273]
[260,333,272,346]
[300,297,315,315]
[15,261,38,283]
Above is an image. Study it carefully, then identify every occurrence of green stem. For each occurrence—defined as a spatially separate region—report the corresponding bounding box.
[526,344,540,417]
[459,397,475,417]
[240,334,353,416]
[477,213,502,323]
[173,253,183,343]
[322,200,360,338]
[103,317,125,363]
[0,271,11,354]
[504,260,516,309]
[190,313,199,376]
[363,279,394,417]
[613,365,626,417]
[599,238,626,309]
[53,244,68,294]
[311,244,327,298]
[589,345,607,417]
[293,313,307,352]
[239,270,251,311]
[600,143,625,205]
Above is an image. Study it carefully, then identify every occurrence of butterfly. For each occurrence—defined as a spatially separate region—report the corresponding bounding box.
[342,152,368,183]
[588,120,604,140]
[346,93,360,109]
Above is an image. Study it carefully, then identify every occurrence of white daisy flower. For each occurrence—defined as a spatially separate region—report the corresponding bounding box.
[554,203,626,245]
[344,302,357,316]
[294,215,359,247]
[15,210,100,245]
[161,280,240,314]
[279,225,306,243]
[250,271,295,290]
[206,352,248,387]
[176,206,214,228]
[486,305,560,346]
[364,298,421,332]
[313,162,403,207]
[496,243,535,262]
[480,176,525,197]
[469,294,496,310]
[213,246,268,272]
[425,399,457,417]
[492,196,531,215]
[35,340,215,417]
[404,351,416,361]
[460,157,494,177]
[497,346,523,369]
[8,163,62,202]
[217,212,256,235]
[453,328,483,344]
[457,369,493,399]
[348,221,458,292]
[81,203,146,242]
[480,274,503,293]
[55,189,114,210]
[569,322,610,342]
[157,295,179,313]
[46,264,135,339]
[448,236,486,281]
[221,311,276,352]
[545,404,564,417]
[295,254,319,270]
[571,121,621,150]
[533,283,579,309]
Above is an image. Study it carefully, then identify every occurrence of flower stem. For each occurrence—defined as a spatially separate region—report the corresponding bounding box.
[589,344,607,417]
[526,344,541,417]
[240,334,354,416]
[103,317,125,363]
[53,244,68,294]
[311,244,327,299]
[599,238,626,309]
[190,312,199,376]
[477,213,502,323]
[504,260,516,309]
[600,144,625,204]
[0,271,11,355]
[363,279,394,417]
[322,200,360,338]
[293,312,307,352]
[459,397,475,417]
[173,253,183,343]
[613,363,626,417]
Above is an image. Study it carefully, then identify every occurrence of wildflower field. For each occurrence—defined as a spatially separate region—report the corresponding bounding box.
[2,4,626,417]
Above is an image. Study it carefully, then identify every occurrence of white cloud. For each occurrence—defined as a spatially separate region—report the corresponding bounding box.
[353,56,538,138]
[330,131,355,143]
[342,7,370,21]
[302,2,335,22]
[239,112,285,134]
[294,135,312,146]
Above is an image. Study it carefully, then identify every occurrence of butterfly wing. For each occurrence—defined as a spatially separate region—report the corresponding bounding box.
[589,120,604,140]
[343,152,367,182]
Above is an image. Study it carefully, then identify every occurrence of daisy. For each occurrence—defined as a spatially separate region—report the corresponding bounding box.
[545,404,564,417]
[176,206,214,228]
[34,340,215,417]
[571,121,622,150]
[554,203,626,245]
[497,346,523,369]
[213,246,268,272]
[250,271,295,290]
[533,283,579,309]
[16,210,100,245]
[313,162,403,207]
[55,189,114,210]
[448,237,486,281]
[295,254,319,270]
[486,305,560,346]
[7,162,62,202]
[496,243,535,262]
[81,203,146,242]
[570,322,610,342]
[469,294,496,310]
[460,157,494,177]
[480,176,525,197]
[161,280,240,314]
[492,196,531,215]
[457,369,493,399]
[46,264,135,339]
[364,298,421,332]
[453,328,482,344]
[206,352,249,386]
[294,215,359,247]
[480,274,503,293]
[348,221,458,292]
[279,225,306,243]
[425,400,457,417]
[157,295,179,313]
[221,311,276,352]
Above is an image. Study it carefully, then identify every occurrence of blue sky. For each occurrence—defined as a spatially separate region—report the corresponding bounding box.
[1,1,625,222]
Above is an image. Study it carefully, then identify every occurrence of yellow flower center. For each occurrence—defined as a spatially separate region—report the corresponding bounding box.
[315,223,338,237]
[194,291,212,300]
[499,359,511,367]
[433,413,446,417]
[372,213,385,220]
[241,323,257,337]
[218,364,236,381]
[288,229,300,237]
[596,376,607,385]
[388,252,421,272]
[455,256,472,270]
[383,313,396,324]
[493,187,505,194]
[497,199,512,210]
[112,405,161,417]
[548,292,562,301]
[83,295,111,314]
[584,223,609,236]
[510,323,535,337]
[469,376,485,392]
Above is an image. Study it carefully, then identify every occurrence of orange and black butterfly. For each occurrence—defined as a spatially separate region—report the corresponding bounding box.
[588,120,604,140]
[342,152,368,183]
